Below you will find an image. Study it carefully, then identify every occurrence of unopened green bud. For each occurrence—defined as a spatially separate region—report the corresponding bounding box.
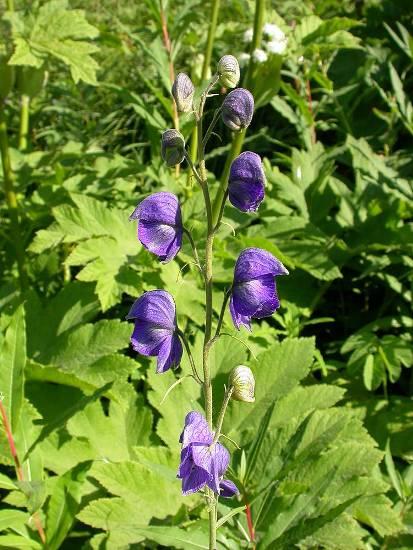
[161,129,185,167]
[172,73,194,113]
[229,365,255,403]
[217,55,240,88]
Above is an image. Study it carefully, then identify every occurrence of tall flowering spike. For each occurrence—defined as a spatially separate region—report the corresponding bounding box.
[217,55,240,88]
[177,411,238,497]
[229,247,289,331]
[221,88,254,131]
[161,129,185,166]
[172,73,195,113]
[229,365,255,403]
[126,290,183,373]
[228,151,265,212]
[129,192,183,263]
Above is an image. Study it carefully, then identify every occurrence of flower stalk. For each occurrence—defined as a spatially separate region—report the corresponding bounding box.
[0,100,27,291]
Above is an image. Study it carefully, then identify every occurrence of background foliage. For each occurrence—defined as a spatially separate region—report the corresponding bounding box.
[0,0,412,548]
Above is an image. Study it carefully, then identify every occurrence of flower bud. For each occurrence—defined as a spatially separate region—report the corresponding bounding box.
[229,365,255,403]
[221,88,254,132]
[171,73,194,113]
[161,129,185,166]
[217,55,240,88]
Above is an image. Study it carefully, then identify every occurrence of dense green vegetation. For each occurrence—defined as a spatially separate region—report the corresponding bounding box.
[0,0,412,548]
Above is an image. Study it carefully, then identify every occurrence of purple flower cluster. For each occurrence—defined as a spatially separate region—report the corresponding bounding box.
[177,411,238,497]
[126,72,289,500]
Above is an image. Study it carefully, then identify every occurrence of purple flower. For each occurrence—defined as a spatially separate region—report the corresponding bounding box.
[222,88,254,131]
[228,151,265,212]
[230,248,289,331]
[126,290,182,373]
[129,192,183,263]
[177,411,238,497]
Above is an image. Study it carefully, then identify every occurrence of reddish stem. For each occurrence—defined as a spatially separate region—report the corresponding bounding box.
[159,0,180,176]
[305,78,316,145]
[0,400,46,546]
[244,496,255,547]
[0,400,23,481]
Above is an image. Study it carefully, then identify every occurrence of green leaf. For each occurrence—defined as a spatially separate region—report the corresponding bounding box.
[0,305,26,432]
[7,1,100,85]
[46,462,92,550]
[224,337,316,439]
[108,525,209,549]
[91,459,183,520]
[25,381,113,458]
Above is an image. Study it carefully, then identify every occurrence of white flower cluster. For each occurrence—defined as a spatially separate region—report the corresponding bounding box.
[239,22,288,66]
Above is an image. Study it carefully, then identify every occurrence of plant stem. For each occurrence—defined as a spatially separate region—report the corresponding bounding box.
[18,94,30,151]
[201,0,221,81]
[183,227,202,274]
[211,386,233,445]
[195,77,220,550]
[211,0,265,225]
[0,101,27,291]
[0,400,47,546]
[6,0,14,10]
[177,329,203,384]
[244,498,256,546]
[214,287,231,338]
[159,0,180,175]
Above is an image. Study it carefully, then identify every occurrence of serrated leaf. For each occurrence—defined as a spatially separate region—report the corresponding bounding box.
[7,1,100,85]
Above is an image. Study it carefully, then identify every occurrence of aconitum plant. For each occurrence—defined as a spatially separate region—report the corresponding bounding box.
[127,55,288,550]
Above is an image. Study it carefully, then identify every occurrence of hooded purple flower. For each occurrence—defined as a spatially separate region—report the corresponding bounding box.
[222,88,254,131]
[129,192,183,263]
[126,290,182,373]
[228,151,265,212]
[177,411,238,498]
[230,248,289,331]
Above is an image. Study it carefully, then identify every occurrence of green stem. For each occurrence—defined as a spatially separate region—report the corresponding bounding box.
[211,0,265,225]
[214,287,231,338]
[195,78,219,550]
[6,0,14,10]
[201,0,221,80]
[183,227,202,274]
[0,101,27,291]
[177,329,203,384]
[212,386,233,446]
[18,95,30,151]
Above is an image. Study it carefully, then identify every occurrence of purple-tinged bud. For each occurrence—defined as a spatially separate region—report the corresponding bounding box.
[221,88,254,131]
[217,55,240,88]
[172,73,195,113]
[161,129,185,166]
[229,365,255,403]
[228,151,265,212]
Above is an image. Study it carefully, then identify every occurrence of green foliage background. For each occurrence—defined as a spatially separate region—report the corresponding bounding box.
[0,0,412,548]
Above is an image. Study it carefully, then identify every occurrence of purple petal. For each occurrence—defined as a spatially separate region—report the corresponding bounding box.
[180,412,213,448]
[219,479,239,498]
[192,444,213,474]
[229,295,252,331]
[130,319,171,356]
[129,192,182,227]
[138,221,182,263]
[182,466,209,495]
[126,290,176,329]
[156,334,183,373]
[207,443,230,493]
[177,446,192,478]
[232,275,279,317]
[229,152,265,212]
[234,248,289,284]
